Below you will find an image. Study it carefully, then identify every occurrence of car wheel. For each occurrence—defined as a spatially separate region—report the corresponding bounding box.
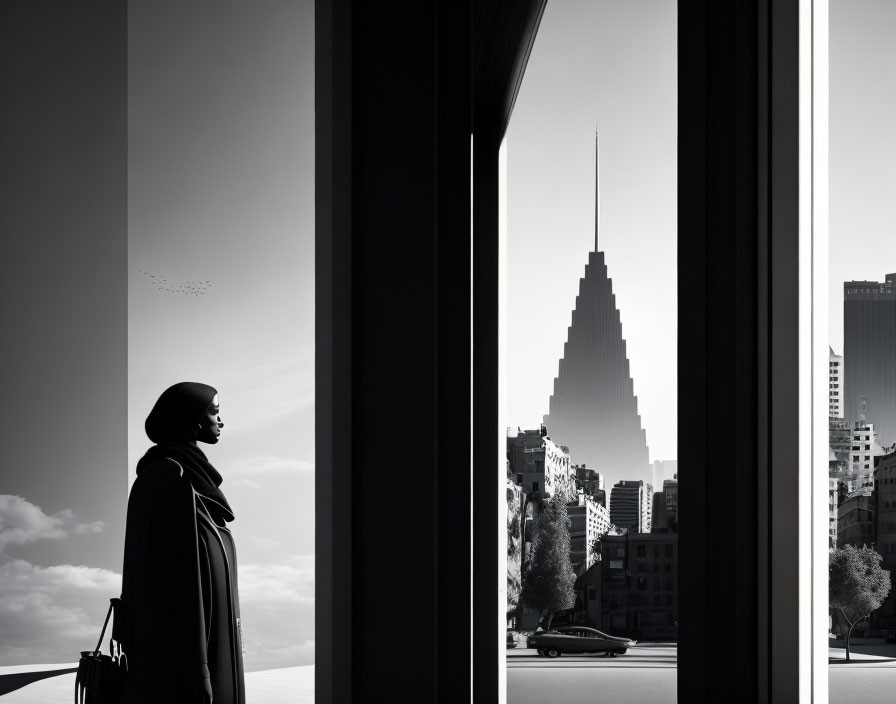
[536,649,545,656]
[545,649,560,658]
[613,648,627,655]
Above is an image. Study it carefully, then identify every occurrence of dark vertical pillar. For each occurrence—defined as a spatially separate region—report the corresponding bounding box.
[316,2,472,701]
[472,126,500,702]
[435,2,474,701]
[315,0,353,701]
[679,1,801,701]
[767,1,801,699]
[0,2,127,569]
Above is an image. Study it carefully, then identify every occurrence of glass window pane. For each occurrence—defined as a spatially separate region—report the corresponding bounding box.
[504,1,676,699]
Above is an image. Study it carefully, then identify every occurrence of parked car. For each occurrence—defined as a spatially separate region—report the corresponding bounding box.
[526,626,636,657]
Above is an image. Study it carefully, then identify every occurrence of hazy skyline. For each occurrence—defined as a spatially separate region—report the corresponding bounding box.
[506,0,678,464]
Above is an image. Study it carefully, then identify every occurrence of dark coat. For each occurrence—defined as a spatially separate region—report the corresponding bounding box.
[120,457,245,704]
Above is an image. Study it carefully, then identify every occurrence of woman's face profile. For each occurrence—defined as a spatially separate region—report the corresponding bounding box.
[197,394,223,444]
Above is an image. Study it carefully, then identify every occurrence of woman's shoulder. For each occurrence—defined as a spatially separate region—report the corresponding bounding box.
[133,456,193,496]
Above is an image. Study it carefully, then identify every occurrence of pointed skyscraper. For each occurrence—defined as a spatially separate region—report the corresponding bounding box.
[543,133,650,495]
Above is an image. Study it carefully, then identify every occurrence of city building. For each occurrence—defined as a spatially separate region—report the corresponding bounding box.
[845,417,885,491]
[828,476,839,550]
[506,426,573,500]
[837,485,874,548]
[610,480,652,534]
[844,276,896,447]
[597,533,678,640]
[543,138,650,493]
[651,460,678,494]
[652,479,679,533]
[829,417,851,476]
[568,491,611,575]
[873,449,896,636]
[829,347,843,418]
[574,560,602,628]
[573,464,606,507]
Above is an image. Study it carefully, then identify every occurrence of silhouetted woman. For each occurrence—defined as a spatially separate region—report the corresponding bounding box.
[121,382,245,704]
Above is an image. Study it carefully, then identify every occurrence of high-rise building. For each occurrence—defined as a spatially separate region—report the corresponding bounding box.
[506,426,573,500]
[568,491,611,575]
[544,137,650,493]
[596,533,678,639]
[829,347,843,418]
[573,464,606,507]
[650,478,679,533]
[873,449,896,634]
[651,460,678,496]
[846,417,884,491]
[837,485,874,548]
[610,480,652,534]
[844,275,896,446]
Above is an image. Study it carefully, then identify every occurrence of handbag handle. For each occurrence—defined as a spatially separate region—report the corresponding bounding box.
[94,598,120,654]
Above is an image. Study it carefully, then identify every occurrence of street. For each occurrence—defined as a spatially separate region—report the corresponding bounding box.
[508,643,896,703]
[507,644,677,704]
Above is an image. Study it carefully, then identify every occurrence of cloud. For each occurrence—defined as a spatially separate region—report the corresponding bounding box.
[239,555,314,606]
[238,555,314,671]
[249,536,281,549]
[231,456,313,474]
[0,559,121,665]
[232,479,262,489]
[0,496,105,553]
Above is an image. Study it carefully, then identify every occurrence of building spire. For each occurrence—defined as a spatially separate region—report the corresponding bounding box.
[595,128,600,251]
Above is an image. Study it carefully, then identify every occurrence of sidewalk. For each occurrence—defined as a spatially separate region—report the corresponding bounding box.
[829,638,896,666]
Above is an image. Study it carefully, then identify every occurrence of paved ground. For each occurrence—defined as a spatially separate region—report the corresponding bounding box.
[508,643,896,703]
[0,665,313,703]
[829,642,896,702]
[507,644,677,704]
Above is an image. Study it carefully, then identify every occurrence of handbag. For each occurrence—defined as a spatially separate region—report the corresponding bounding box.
[75,597,128,704]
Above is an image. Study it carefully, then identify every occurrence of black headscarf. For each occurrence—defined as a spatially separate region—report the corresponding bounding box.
[137,381,235,523]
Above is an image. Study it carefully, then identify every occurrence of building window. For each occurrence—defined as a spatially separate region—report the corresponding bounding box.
[638,577,646,591]
[587,586,597,601]
[638,545,646,558]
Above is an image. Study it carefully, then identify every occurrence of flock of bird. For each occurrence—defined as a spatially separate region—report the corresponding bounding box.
[138,270,213,296]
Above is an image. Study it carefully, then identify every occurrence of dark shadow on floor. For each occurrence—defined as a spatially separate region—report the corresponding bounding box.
[0,668,77,696]
[829,657,896,665]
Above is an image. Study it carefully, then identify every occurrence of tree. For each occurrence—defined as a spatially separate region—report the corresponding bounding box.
[520,493,576,630]
[506,485,522,617]
[829,545,892,661]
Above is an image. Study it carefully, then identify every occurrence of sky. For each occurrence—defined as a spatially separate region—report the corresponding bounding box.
[127,0,315,671]
[0,0,314,673]
[829,0,896,355]
[506,0,678,464]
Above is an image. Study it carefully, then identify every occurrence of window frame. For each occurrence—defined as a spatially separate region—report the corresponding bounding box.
[314,0,826,701]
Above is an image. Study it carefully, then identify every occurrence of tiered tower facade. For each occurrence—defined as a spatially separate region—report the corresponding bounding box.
[543,135,650,494]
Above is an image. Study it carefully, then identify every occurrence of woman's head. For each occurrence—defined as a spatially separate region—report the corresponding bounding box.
[145,381,223,445]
